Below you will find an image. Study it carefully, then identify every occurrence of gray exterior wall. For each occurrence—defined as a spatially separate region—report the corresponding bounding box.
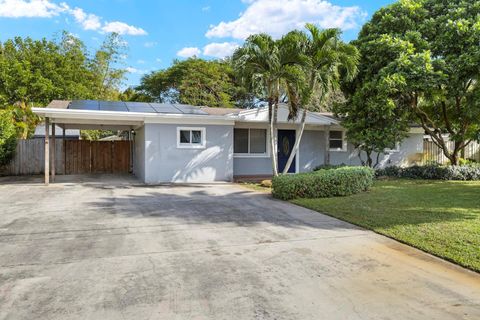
[233,129,325,176]
[135,122,423,182]
[133,126,145,182]
[234,157,273,176]
[299,130,325,172]
[331,133,424,168]
[144,123,233,183]
[233,129,424,176]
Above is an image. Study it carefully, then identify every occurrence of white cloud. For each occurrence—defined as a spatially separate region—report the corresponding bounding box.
[144,41,157,48]
[0,0,147,36]
[126,67,148,74]
[203,42,239,58]
[70,7,101,30]
[0,0,67,18]
[177,47,201,58]
[102,21,147,36]
[206,0,366,40]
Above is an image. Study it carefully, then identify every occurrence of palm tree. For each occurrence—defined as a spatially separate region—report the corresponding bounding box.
[232,34,303,176]
[281,24,359,174]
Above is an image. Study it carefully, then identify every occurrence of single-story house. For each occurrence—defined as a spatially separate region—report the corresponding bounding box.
[32,100,424,184]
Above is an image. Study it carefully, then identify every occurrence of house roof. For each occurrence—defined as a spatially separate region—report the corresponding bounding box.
[200,107,242,116]
[60,100,214,115]
[32,100,339,129]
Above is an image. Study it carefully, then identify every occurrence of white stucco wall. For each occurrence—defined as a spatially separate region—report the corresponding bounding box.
[133,126,145,182]
[144,123,234,183]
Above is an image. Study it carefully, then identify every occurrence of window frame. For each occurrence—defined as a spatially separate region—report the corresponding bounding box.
[385,142,401,153]
[176,127,206,149]
[329,130,347,152]
[233,128,269,158]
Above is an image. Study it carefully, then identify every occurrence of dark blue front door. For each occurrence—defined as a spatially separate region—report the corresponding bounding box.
[277,130,296,173]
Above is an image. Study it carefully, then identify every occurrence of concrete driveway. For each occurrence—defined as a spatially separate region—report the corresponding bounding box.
[0,175,479,319]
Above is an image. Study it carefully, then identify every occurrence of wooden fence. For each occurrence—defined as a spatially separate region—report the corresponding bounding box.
[423,140,480,164]
[1,139,131,176]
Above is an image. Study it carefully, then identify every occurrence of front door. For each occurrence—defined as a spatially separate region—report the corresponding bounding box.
[277,130,296,173]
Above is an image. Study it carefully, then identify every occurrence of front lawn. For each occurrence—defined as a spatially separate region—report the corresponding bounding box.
[292,179,480,272]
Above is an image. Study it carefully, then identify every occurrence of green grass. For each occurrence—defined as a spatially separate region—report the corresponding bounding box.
[291,179,480,272]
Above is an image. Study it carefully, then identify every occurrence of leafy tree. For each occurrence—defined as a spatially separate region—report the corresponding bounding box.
[80,130,115,141]
[0,32,94,106]
[137,58,254,108]
[281,25,359,173]
[349,0,480,165]
[89,33,127,101]
[0,109,17,166]
[0,32,127,140]
[233,33,304,176]
[9,102,40,139]
[336,81,410,167]
[119,87,152,102]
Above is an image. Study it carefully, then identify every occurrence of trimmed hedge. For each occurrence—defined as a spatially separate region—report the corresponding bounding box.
[313,164,346,171]
[272,166,375,200]
[376,164,480,181]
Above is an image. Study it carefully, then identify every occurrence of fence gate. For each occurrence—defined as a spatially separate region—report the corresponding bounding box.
[65,140,131,175]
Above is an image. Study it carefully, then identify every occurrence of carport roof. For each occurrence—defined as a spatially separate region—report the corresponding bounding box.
[32,100,339,129]
[50,100,243,116]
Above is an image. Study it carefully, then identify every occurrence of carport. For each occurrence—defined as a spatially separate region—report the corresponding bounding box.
[33,100,144,185]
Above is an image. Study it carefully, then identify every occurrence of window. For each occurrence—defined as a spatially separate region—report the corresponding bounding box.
[329,130,346,151]
[177,127,206,149]
[234,128,268,156]
[385,142,400,153]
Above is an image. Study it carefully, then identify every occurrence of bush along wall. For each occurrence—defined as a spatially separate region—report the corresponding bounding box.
[272,166,375,200]
[376,164,480,181]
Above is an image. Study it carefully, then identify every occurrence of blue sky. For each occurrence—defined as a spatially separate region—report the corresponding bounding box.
[0,0,395,88]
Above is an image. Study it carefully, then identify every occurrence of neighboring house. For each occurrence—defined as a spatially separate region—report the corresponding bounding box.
[32,100,424,183]
[33,124,80,140]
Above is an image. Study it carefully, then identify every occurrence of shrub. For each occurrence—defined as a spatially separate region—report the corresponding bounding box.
[0,110,17,166]
[459,158,477,165]
[272,166,375,200]
[376,164,480,181]
[260,179,272,188]
[313,163,346,171]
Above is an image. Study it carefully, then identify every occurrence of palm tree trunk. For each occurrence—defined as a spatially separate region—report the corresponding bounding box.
[282,109,306,174]
[269,101,279,176]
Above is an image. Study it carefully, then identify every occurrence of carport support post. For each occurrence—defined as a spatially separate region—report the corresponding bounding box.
[324,125,330,165]
[51,123,56,182]
[63,127,66,175]
[44,117,50,186]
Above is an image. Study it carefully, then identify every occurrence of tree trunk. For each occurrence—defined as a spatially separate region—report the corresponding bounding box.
[366,150,373,168]
[269,101,279,176]
[282,109,306,174]
[448,141,462,165]
[373,152,381,169]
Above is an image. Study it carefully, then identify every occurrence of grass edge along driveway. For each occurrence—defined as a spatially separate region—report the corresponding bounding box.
[291,179,480,273]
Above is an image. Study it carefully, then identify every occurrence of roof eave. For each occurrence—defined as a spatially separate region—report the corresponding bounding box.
[32,108,235,126]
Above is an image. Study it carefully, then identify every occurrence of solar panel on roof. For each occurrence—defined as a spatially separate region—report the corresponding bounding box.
[125,102,146,107]
[125,102,156,113]
[99,101,128,112]
[69,100,99,110]
[150,103,183,114]
[67,100,213,116]
[174,104,208,115]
